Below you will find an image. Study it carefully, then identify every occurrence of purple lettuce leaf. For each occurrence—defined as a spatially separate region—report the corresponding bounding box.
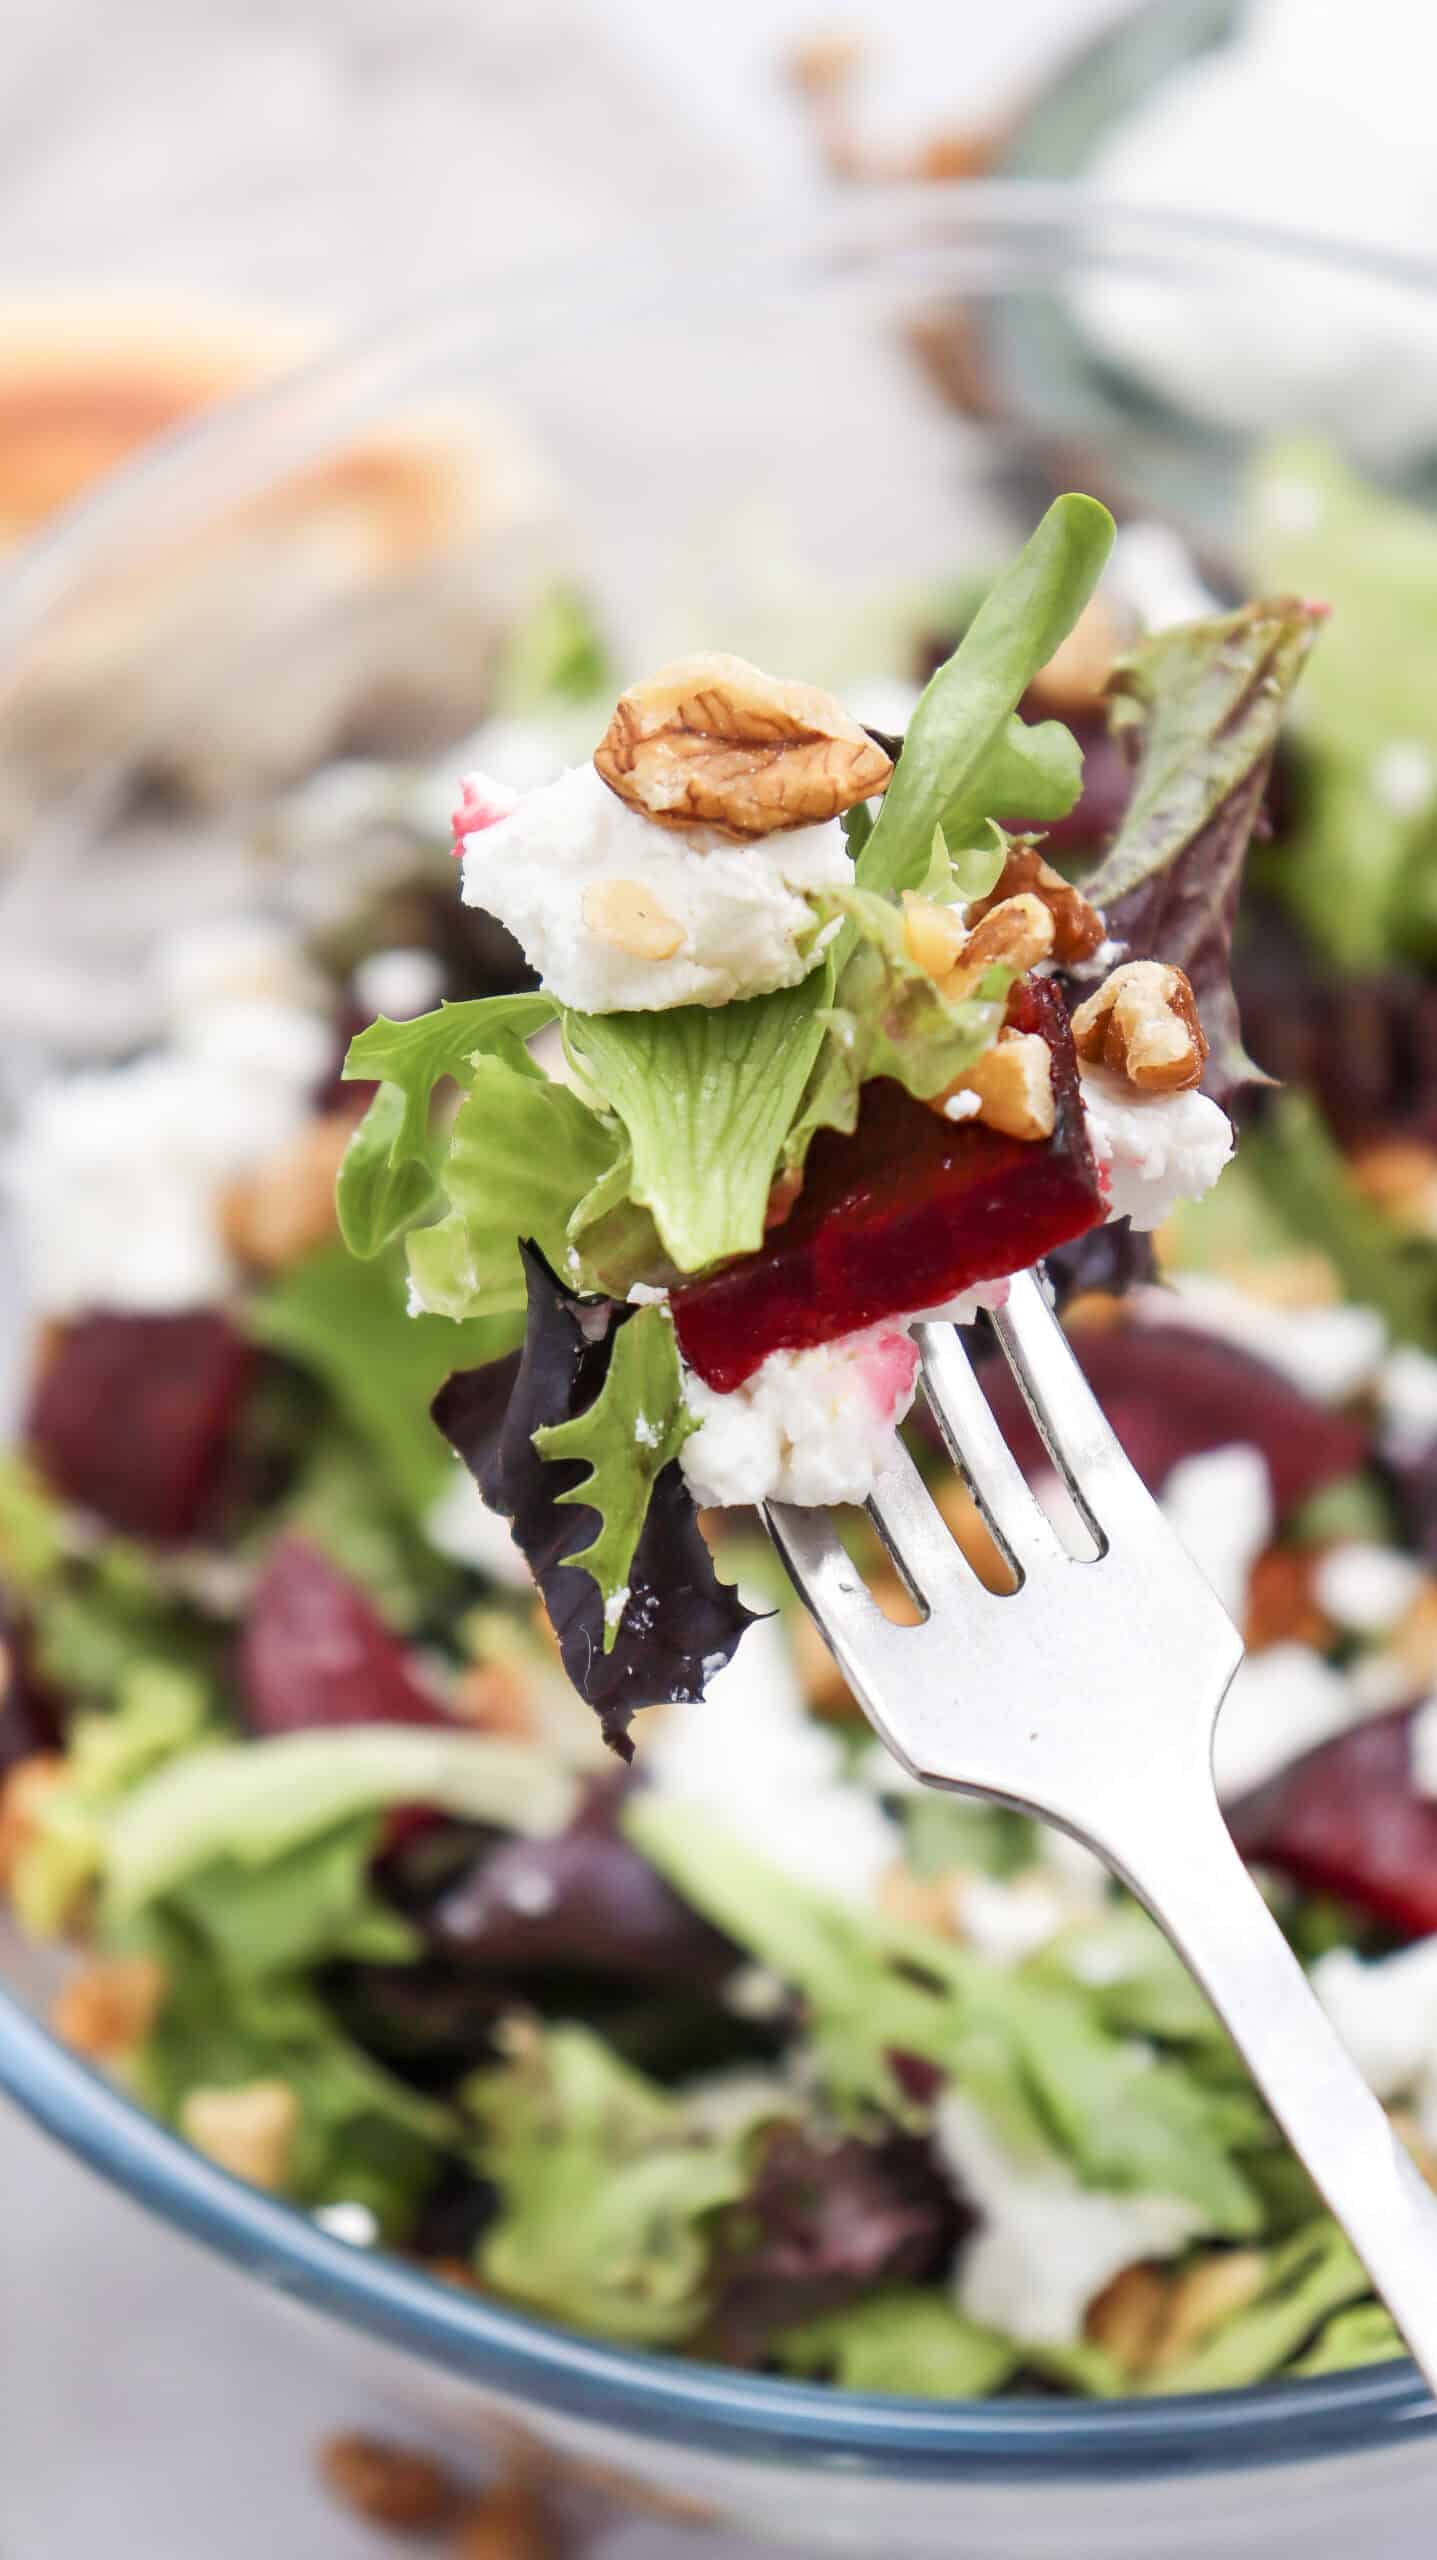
[431,1244,757,1755]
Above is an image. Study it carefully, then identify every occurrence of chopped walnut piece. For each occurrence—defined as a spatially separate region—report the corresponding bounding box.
[451,2478,555,2560]
[319,2434,458,2531]
[1244,1547,1332,1656]
[452,1659,536,1740]
[942,892,1055,999]
[939,1029,1055,1143]
[593,652,892,840]
[1071,960,1208,1094]
[1390,1582,1437,1692]
[52,1955,167,2059]
[1348,1138,1437,1233]
[878,1862,961,1938]
[0,1752,66,1892]
[181,2078,299,2190]
[932,1479,1018,1594]
[1084,2263,1171,2375]
[1027,593,1123,717]
[221,1108,356,1273]
[1147,2250,1266,2372]
[580,877,686,960]
[901,891,969,981]
[967,843,1104,966]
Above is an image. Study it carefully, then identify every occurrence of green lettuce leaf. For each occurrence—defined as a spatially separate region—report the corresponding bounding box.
[1079,598,1322,1101]
[775,2288,1019,2397]
[624,1799,1260,2233]
[468,2023,778,2345]
[531,1303,696,1642]
[343,994,557,1161]
[153,1814,419,1984]
[336,1083,440,1260]
[1139,2222,1368,2395]
[858,493,1114,899]
[8,1662,214,1936]
[1247,436,1437,967]
[252,1243,519,1518]
[1286,2299,1403,2377]
[562,977,832,1275]
[98,1724,578,1920]
[405,1053,619,1320]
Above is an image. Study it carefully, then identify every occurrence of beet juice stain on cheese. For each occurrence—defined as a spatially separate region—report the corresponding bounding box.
[338,496,1319,1748]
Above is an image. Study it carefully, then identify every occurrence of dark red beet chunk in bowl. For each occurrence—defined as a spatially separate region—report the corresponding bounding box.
[1227,1704,1437,1940]
[672,980,1103,1393]
[26,1309,256,1544]
[239,1536,449,1736]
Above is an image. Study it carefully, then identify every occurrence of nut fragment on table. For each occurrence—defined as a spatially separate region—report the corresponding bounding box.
[450,2476,555,2560]
[593,651,893,840]
[1072,960,1208,1093]
[967,842,1105,966]
[319,2433,458,2531]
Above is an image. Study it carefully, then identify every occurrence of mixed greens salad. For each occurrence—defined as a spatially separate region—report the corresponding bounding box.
[6,456,1437,2400]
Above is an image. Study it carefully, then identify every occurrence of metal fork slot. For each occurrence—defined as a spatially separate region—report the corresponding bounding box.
[916,1317,1066,1579]
[987,1271,1154,1553]
[864,1441,973,1617]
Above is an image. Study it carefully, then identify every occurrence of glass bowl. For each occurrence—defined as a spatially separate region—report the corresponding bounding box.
[5,188,1437,2558]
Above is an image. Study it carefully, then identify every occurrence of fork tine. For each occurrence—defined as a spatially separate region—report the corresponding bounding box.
[988,1270,1156,1546]
[762,1499,906,1660]
[916,1318,1067,1575]
[865,1440,970,1610]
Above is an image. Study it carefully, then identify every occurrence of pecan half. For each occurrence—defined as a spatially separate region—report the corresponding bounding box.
[593,651,893,840]
[943,892,1054,999]
[939,1027,1055,1141]
[1071,960,1207,1094]
[967,842,1104,965]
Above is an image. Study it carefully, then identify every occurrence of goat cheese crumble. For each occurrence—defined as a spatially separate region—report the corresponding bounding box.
[457,759,852,1012]
[1080,1066,1235,1231]
[679,1322,921,1510]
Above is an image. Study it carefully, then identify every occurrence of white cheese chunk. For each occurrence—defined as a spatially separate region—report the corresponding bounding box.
[1212,1642,1355,1802]
[956,1875,1071,1969]
[1080,1066,1234,1232]
[679,1322,920,1511]
[1159,1444,1273,1624]
[458,760,851,1012]
[1311,1937,1437,2101]
[425,1467,532,1587]
[935,2091,1205,2348]
[643,1615,901,1903]
[1315,1542,1427,1636]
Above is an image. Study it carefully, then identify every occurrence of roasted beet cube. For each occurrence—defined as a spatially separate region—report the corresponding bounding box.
[977,1323,1367,1514]
[239,1536,449,1735]
[1227,1703,1437,1939]
[26,1310,256,1544]
[672,981,1104,1393]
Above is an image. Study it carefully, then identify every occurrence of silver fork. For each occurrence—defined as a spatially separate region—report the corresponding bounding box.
[765,1268,1437,2390]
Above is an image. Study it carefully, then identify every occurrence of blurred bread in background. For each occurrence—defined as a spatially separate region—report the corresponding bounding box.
[0,291,552,826]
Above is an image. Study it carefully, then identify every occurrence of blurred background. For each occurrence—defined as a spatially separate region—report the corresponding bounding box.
[1,1,1428,2553]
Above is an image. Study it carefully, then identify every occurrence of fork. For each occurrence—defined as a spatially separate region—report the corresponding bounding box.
[765,1268,1437,2391]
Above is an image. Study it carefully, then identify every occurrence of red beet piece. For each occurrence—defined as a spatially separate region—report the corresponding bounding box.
[978,1323,1367,1515]
[26,1310,256,1544]
[672,981,1104,1393]
[1227,1704,1437,1939]
[239,1536,449,1735]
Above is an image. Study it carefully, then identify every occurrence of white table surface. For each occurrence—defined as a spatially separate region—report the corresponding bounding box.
[0,4,1204,2554]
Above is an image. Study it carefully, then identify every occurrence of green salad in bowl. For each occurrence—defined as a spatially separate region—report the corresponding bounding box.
[8,441,1437,2416]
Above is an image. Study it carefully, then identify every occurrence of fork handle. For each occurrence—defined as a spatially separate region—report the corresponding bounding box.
[1113,1793,1437,2394]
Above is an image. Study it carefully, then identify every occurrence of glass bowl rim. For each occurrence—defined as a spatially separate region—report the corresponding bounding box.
[4,179,1437,2478]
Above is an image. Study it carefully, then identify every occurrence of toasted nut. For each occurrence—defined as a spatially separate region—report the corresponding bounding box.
[1028,593,1122,716]
[1348,1139,1437,1232]
[52,1955,167,2059]
[1148,2250,1266,2372]
[1391,1582,1437,1691]
[220,1108,355,1273]
[452,2478,555,2560]
[1391,2107,1437,2193]
[452,1660,536,1740]
[932,1479,1018,1594]
[901,892,969,981]
[0,1752,66,1891]
[181,2078,299,2190]
[943,892,1055,999]
[1085,2263,1171,2375]
[1244,1547,1332,1655]
[940,1029,1054,1142]
[580,877,686,960]
[425,2255,482,2290]
[319,2434,457,2531]
[878,1863,962,1938]
[967,843,1105,966]
[791,1606,858,1718]
[764,1166,805,1232]
[1071,960,1207,1093]
[593,652,892,840]
[1061,1290,1129,1334]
